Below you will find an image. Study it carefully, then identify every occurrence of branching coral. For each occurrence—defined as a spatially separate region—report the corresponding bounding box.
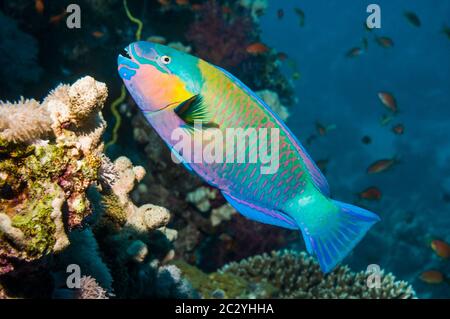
[186,1,254,69]
[76,276,109,299]
[220,250,417,299]
[173,259,276,299]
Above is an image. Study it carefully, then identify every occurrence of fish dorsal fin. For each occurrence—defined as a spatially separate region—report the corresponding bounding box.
[174,94,218,130]
[214,65,330,196]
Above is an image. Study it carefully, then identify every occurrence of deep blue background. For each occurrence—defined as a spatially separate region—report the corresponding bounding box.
[260,1,450,298]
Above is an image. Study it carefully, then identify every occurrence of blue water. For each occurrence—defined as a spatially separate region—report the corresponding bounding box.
[260,1,450,298]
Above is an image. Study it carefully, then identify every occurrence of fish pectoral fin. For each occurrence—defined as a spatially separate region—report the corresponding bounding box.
[221,192,298,230]
[174,94,218,129]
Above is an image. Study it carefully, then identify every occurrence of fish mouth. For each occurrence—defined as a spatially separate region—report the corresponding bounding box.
[119,46,132,60]
[117,45,136,66]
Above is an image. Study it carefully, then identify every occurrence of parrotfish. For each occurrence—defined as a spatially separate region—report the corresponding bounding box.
[117,41,380,273]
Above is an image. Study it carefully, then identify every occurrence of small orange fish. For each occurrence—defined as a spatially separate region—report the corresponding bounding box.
[431,240,450,259]
[359,187,382,201]
[175,0,189,5]
[316,122,327,136]
[316,122,336,136]
[367,158,396,174]
[246,43,269,55]
[378,92,398,113]
[191,3,203,11]
[277,9,284,20]
[420,270,445,284]
[361,136,372,145]
[277,52,288,61]
[158,0,171,6]
[35,0,44,14]
[392,124,404,135]
[91,31,104,39]
[404,11,421,27]
[376,36,394,48]
[346,47,363,58]
[222,5,232,14]
[49,11,68,25]
[380,114,394,126]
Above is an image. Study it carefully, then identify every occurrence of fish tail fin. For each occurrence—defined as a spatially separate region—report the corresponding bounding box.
[297,199,380,273]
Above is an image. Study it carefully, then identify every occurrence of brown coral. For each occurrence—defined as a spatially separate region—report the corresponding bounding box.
[220,250,417,299]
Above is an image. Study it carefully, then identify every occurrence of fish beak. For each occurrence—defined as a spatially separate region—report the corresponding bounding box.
[117,44,140,80]
[118,45,132,63]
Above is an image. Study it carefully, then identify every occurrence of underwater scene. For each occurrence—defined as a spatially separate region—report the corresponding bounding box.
[0,0,449,300]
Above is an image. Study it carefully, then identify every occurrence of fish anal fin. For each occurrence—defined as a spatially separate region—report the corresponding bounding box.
[221,192,298,230]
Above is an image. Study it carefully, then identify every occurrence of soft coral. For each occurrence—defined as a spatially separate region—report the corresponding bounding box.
[186,1,254,69]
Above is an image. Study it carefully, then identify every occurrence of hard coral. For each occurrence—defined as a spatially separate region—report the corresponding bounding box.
[186,1,254,69]
[0,77,108,275]
[256,90,290,121]
[0,98,52,143]
[1,76,184,299]
[220,250,417,299]
[76,276,109,299]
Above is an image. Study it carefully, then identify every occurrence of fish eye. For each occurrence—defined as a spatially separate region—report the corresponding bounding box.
[161,55,171,64]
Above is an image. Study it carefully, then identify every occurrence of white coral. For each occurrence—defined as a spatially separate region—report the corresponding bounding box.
[0,98,52,142]
[256,89,290,121]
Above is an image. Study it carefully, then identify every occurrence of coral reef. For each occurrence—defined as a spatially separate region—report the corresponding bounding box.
[239,0,268,22]
[186,1,255,69]
[220,250,417,299]
[173,259,276,299]
[256,89,290,121]
[0,76,191,299]
[0,76,107,275]
[210,204,236,227]
[186,186,219,213]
